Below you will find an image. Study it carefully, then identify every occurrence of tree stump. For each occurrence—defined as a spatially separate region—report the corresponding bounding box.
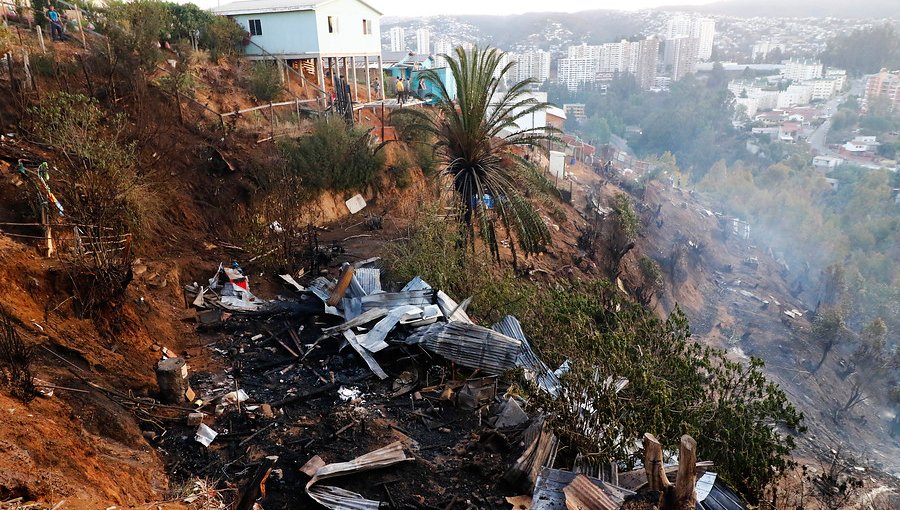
[156,357,190,404]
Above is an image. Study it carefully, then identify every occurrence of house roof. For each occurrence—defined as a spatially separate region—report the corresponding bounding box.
[213,0,382,16]
[546,106,567,120]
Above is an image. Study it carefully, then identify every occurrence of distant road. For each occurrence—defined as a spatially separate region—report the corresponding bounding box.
[807,77,866,157]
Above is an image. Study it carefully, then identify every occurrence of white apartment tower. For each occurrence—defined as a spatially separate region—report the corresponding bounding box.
[666,15,715,61]
[415,28,431,55]
[510,49,552,84]
[782,59,823,82]
[669,37,699,81]
[389,27,405,52]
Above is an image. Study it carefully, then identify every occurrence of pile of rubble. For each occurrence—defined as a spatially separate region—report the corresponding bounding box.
[145,259,746,510]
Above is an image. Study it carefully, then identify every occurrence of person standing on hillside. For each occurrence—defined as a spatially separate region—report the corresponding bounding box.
[47,6,64,42]
[372,78,380,100]
[417,78,427,100]
[395,76,405,106]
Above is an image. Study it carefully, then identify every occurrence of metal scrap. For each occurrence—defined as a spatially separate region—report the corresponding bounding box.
[493,315,563,397]
[303,442,413,510]
[563,474,619,510]
[404,322,522,375]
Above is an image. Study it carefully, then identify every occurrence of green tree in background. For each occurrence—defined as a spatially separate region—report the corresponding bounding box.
[821,23,900,75]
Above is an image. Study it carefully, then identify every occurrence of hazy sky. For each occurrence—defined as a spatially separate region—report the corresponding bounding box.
[370,0,717,16]
[199,0,720,15]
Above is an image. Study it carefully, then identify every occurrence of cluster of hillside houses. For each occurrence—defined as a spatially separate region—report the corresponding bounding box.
[212,0,596,168]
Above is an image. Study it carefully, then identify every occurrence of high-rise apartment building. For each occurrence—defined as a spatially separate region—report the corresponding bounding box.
[558,39,658,91]
[509,49,552,84]
[389,27,405,52]
[415,28,430,55]
[666,15,715,61]
[668,37,699,81]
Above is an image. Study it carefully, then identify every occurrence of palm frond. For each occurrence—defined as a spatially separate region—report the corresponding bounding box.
[396,45,559,263]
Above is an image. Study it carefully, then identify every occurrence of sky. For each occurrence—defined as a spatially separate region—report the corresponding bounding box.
[369,0,718,16]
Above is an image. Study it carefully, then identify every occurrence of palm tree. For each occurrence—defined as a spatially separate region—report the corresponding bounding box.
[393,45,557,262]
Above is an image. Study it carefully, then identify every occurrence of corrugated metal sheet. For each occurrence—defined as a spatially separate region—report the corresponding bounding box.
[304,442,412,510]
[563,474,619,510]
[404,322,522,374]
[401,276,432,291]
[696,472,716,502]
[363,305,421,353]
[309,276,335,303]
[357,289,435,312]
[307,486,380,510]
[342,330,388,380]
[436,290,473,323]
[350,267,382,297]
[531,468,632,510]
[697,474,746,510]
[492,315,563,397]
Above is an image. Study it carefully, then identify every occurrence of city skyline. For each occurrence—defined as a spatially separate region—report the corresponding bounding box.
[369,0,718,16]
[193,0,720,15]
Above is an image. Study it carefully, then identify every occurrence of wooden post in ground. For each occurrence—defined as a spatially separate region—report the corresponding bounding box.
[673,435,697,510]
[75,8,86,49]
[36,26,45,54]
[351,55,358,104]
[641,433,698,510]
[643,433,670,492]
[156,357,190,404]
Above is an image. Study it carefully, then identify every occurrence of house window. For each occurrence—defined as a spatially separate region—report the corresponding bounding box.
[248,19,262,36]
[327,16,338,33]
[363,19,373,35]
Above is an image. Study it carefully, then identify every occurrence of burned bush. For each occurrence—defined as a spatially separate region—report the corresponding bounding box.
[0,310,35,402]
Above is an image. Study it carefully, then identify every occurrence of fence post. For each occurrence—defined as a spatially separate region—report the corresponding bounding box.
[269,102,274,140]
[75,8,87,49]
[36,26,45,54]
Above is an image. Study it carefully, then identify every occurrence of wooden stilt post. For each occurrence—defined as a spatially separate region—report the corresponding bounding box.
[351,56,359,104]
[316,56,326,108]
[364,55,371,103]
[377,54,384,100]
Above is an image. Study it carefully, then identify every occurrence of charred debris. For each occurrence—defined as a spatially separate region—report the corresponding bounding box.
[128,256,749,510]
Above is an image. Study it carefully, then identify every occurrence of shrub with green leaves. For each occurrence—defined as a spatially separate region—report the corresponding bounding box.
[247,61,283,102]
[389,207,804,502]
[26,92,156,236]
[279,119,384,192]
[100,0,174,68]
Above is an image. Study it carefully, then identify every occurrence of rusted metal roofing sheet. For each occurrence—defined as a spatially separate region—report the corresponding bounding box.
[563,473,619,510]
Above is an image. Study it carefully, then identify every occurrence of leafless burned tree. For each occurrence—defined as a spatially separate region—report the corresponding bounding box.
[0,310,35,402]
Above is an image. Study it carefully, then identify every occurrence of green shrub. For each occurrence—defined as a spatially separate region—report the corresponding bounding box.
[387,207,804,501]
[391,150,413,189]
[101,0,174,68]
[202,15,246,61]
[25,92,157,237]
[279,119,385,192]
[247,61,283,102]
[412,143,436,176]
[31,53,56,76]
